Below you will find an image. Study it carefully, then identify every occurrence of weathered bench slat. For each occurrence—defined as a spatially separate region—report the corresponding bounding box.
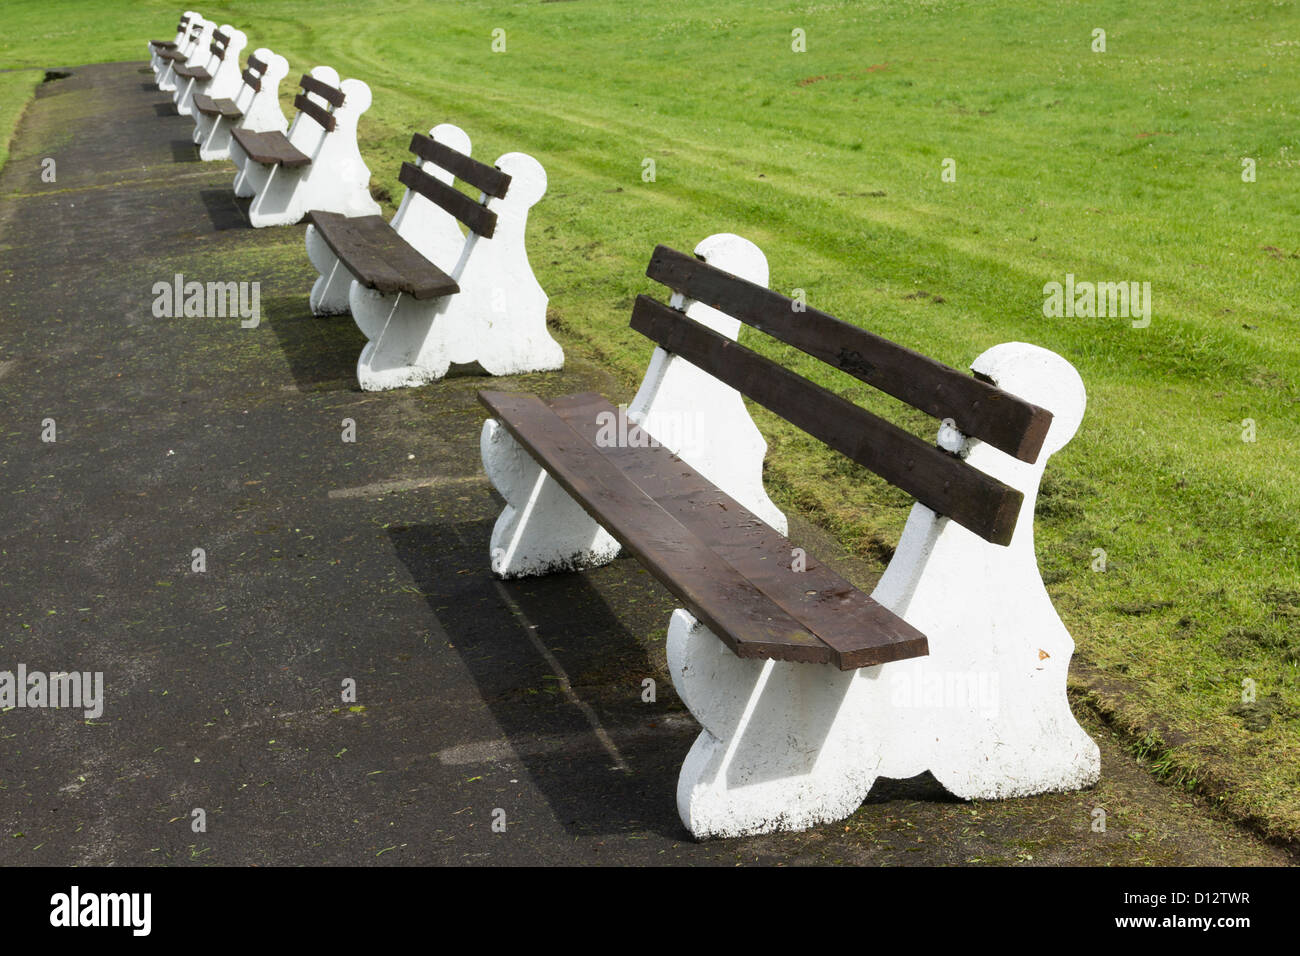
[230,128,311,168]
[193,94,243,119]
[646,245,1054,464]
[408,133,511,199]
[307,211,460,300]
[293,93,337,132]
[549,392,930,669]
[629,294,1024,545]
[299,73,347,107]
[479,390,838,665]
[173,64,212,81]
[398,161,498,238]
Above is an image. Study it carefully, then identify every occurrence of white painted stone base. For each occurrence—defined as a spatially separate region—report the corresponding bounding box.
[481,418,621,578]
[670,341,1100,839]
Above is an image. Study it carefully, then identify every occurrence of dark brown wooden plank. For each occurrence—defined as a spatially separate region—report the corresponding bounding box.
[408,133,511,199]
[307,211,460,300]
[157,49,188,62]
[240,67,262,92]
[229,128,311,168]
[193,95,242,119]
[398,162,497,238]
[293,93,337,132]
[479,390,836,666]
[246,53,266,73]
[550,392,929,669]
[150,39,178,49]
[630,295,1024,545]
[173,64,212,81]
[299,73,346,106]
[646,245,1053,463]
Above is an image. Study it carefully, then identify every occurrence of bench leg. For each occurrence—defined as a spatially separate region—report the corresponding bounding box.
[200,117,233,161]
[869,341,1100,797]
[158,61,178,92]
[231,144,260,198]
[480,419,621,578]
[668,610,882,839]
[305,225,353,316]
[175,76,196,116]
[351,287,452,389]
[248,165,308,228]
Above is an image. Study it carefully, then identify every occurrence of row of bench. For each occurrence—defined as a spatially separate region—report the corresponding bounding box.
[148,12,1102,839]
[150,12,559,388]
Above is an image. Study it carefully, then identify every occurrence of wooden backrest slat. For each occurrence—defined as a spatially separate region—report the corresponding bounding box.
[210,30,229,58]
[241,67,261,91]
[299,73,346,107]
[408,133,511,199]
[294,93,337,131]
[246,53,266,74]
[646,245,1053,463]
[629,294,1024,545]
[398,162,498,238]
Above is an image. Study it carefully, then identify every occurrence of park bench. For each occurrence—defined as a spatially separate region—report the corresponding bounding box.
[229,67,380,229]
[478,232,1101,838]
[155,16,213,94]
[147,11,195,76]
[192,47,289,162]
[303,123,558,389]
[171,25,247,118]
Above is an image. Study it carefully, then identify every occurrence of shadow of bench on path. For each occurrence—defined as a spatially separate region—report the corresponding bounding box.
[389,514,698,840]
[261,293,365,393]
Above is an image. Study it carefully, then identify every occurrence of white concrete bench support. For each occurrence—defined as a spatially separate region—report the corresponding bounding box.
[669,341,1100,839]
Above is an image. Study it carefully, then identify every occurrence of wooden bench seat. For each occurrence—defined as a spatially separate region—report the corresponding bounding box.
[192,94,242,119]
[307,210,459,299]
[230,127,311,168]
[478,231,1101,838]
[172,63,212,81]
[481,389,928,669]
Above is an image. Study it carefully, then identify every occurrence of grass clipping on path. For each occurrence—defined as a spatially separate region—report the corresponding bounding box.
[3,0,1298,845]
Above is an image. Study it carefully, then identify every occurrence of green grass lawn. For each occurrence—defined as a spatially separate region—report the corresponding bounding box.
[2,0,1297,842]
[0,70,41,170]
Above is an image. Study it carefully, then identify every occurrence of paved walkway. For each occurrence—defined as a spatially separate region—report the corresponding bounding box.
[0,63,1290,865]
